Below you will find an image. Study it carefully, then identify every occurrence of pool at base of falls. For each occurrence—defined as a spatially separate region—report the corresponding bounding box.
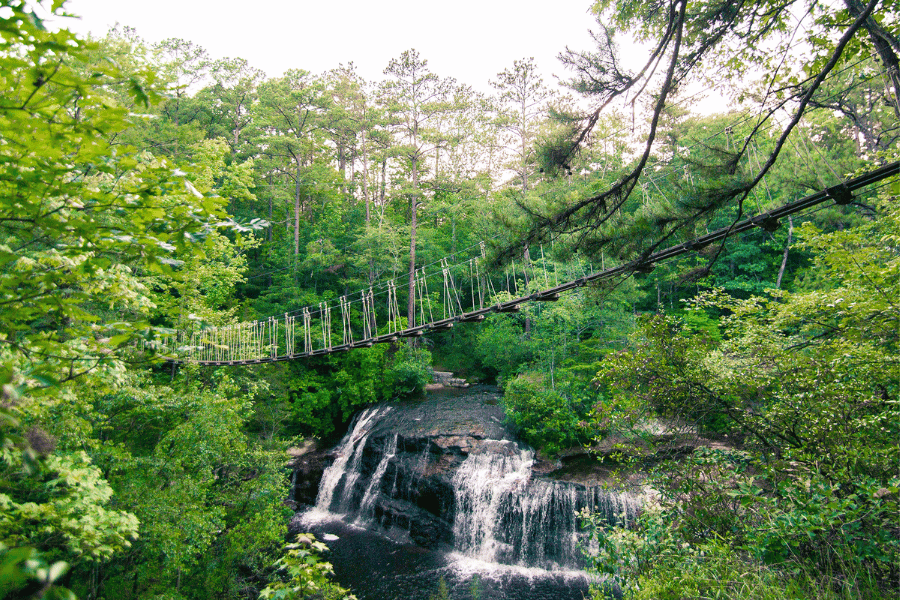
[295,509,599,600]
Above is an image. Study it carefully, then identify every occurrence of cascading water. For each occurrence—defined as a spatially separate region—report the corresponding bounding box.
[308,397,639,570]
[451,440,534,564]
[355,433,398,523]
[314,405,389,513]
[451,439,638,568]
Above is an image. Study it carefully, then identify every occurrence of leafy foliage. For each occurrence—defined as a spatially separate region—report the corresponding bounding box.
[588,191,900,597]
[503,373,598,456]
[0,451,139,561]
[259,534,356,600]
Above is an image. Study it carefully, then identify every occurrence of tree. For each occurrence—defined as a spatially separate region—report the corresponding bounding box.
[322,64,367,189]
[255,70,332,271]
[591,185,900,595]
[807,56,900,157]
[417,83,495,268]
[493,0,898,274]
[144,37,210,159]
[381,49,456,324]
[321,65,389,284]
[194,57,266,160]
[491,58,552,192]
[152,37,209,125]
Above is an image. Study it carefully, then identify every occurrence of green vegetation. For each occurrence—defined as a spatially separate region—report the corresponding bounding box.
[1,0,896,598]
[586,193,899,599]
[259,534,355,600]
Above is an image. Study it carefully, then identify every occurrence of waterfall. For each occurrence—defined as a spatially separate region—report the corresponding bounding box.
[306,401,639,570]
[315,406,389,513]
[450,440,639,568]
[356,433,398,523]
[451,440,533,563]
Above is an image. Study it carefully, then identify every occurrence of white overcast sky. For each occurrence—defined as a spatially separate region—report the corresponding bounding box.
[58,0,605,93]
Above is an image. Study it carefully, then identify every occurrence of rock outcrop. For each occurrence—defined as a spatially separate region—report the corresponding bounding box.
[426,370,470,390]
[292,387,639,568]
[288,440,336,506]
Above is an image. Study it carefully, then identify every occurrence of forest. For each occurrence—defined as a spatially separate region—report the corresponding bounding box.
[0,0,897,598]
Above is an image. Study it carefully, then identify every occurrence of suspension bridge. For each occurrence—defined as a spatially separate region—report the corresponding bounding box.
[158,161,898,366]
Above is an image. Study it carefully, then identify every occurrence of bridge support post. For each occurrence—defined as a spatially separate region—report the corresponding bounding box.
[387,281,400,334]
[285,313,294,358]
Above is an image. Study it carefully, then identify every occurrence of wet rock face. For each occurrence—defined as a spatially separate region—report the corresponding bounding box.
[289,443,336,506]
[293,387,639,568]
[369,386,512,442]
[298,388,510,539]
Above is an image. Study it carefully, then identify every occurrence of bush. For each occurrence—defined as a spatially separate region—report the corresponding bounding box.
[503,373,596,455]
[585,444,900,599]
[259,534,356,600]
[387,344,432,398]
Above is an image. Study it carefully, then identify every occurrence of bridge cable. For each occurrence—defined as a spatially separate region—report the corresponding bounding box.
[387,281,399,334]
[285,313,295,358]
[303,308,312,355]
[340,296,353,346]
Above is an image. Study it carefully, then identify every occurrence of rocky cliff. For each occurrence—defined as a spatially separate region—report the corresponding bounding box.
[291,387,639,569]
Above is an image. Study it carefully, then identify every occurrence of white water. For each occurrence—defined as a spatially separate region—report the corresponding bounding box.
[451,440,533,563]
[315,406,389,512]
[355,433,398,523]
[451,440,640,568]
[311,404,639,570]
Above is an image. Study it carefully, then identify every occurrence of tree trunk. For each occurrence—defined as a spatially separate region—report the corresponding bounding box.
[379,158,387,209]
[521,97,529,192]
[267,178,274,287]
[362,133,375,284]
[294,161,301,280]
[435,144,441,187]
[407,156,418,325]
[362,141,370,223]
[338,141,348,195]
[844,0,900,117]
[776,216,794,289]
[266,176,273,242]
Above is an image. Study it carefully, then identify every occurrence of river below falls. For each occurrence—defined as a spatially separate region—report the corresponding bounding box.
[297,509,596,600]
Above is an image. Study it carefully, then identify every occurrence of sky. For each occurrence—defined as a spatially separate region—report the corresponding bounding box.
[57,0,606,93]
